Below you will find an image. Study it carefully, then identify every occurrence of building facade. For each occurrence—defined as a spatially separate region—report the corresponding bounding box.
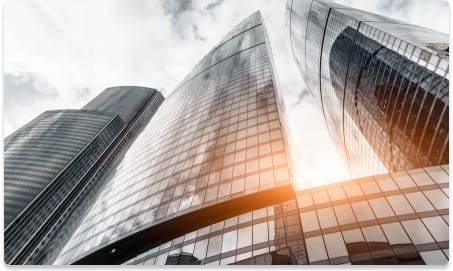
[6,4,449,266]
[121,164,448,265]
[4,86,163,264]
[54,11,300,265]
[286,0,449,177]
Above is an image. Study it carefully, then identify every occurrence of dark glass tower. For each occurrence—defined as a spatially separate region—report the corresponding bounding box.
[4,86,163,264]
[55,11,305,265]
[287,0,449,177]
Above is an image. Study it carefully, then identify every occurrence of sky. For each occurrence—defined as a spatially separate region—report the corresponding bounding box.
[3,0,450,189]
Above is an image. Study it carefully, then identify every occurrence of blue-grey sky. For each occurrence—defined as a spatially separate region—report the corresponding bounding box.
[3,0,449,188]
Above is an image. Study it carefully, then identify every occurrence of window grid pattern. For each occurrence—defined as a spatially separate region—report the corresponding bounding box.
[4,110,125,263]
[123,200,305,265]
[297,164,449,264]
[55,13,292,264]
[288,0,449,179]
[25,90,164,264]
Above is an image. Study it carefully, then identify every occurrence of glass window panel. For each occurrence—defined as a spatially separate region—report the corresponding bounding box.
[381,222,411,244]
[252,208,267,220]
[323,232,348,258]
[425,167,449,184]
[342,229,365,243]
[405,192,435,212]
[401,219,434,245]
[312,190,330,204]
[362,225,387,243]
[253,222,268,244]
[386,194,414,215]
[238,212,252,224]
[419,250,448,265]
[408,169,434,186]
[193,239,208,260]
[375,175,398,192]
[182,243,195,254]
[237,225,252,248]
[197,226,210,237]
[274,167,289,183]
[231,178,244,194]
[360,179,381,194]
[184,231,197,241]
[343,183,363,197]
[368,198,395,218]
[334,204,356,225]
[305,236,328,262]
[221,230,237,253]
[253,247,269,257]
[317,207,338,228]
[422,216,449,242]
[300,211,320,232]
[351,201,375,221]
[224,216,238,228]
[211,221,224,233]
[235,251,252,262]
[391,173,416,189]
[205,186,218,202]
[206,235,222,258]
[297,193,314,208]
[423,189,449,210]
[245,174,259,192]
[327,185,346,201]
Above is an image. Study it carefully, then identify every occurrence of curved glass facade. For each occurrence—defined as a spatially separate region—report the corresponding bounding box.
[287,0,449,177]
[55,11,295,264]
[4,110,122,227]
[4,110,125,263]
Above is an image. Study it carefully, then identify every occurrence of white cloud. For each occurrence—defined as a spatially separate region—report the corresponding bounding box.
[3,0,449,188]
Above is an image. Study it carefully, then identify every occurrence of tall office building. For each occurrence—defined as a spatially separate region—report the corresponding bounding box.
[4,86,163,264]
[7,5,449,266]
[55,11,303,265]
[53,9,449,266]
[286,0,449,177]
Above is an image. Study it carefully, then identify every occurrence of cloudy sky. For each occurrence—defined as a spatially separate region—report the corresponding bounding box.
[3,0,449,189]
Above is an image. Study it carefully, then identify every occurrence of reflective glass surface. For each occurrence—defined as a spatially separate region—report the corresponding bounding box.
[296,164,448,265]
[55,11,294,264]
[287,0,449,177]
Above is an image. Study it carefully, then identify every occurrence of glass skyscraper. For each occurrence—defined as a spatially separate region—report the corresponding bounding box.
[287,0,449,177]
[5,3,449,266]
[55,11,300,265]
[4,86,163,264]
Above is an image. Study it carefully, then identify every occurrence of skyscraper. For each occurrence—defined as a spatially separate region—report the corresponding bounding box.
[54,11,303,265]
[286,0,449,177]
[5,4,449,266]
[4,86,163,264]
